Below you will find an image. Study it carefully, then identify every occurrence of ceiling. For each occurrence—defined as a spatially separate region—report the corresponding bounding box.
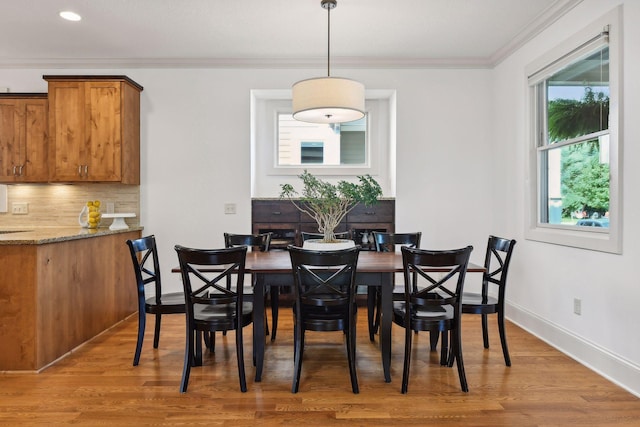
[0,0,582,68]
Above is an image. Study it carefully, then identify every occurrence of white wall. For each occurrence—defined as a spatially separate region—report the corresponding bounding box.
[493,0,640,395]
[1,0,637,395]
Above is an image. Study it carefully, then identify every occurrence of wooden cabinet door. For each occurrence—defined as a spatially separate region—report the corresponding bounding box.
[21,99,48,181]
[0,97,48,183]
[85,81,122,181]
[0,99,22,181]
[48,81,87,182]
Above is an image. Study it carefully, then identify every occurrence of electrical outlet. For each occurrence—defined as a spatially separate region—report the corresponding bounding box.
[573,298,582,315]
[224,203,237,215]
[11,202,28,214]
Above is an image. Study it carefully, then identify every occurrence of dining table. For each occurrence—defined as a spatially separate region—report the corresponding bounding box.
[241,249,485,383]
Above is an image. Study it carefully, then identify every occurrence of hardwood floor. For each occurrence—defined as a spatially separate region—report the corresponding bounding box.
[0,312,638,426]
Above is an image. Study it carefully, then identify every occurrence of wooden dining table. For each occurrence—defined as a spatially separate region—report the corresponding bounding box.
[242,249,485,383]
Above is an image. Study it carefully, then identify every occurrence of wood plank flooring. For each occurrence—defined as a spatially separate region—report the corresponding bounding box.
[0,312,638,426]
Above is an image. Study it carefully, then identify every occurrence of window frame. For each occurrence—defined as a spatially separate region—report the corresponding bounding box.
[524,7,622,254]
[251,89,393,177]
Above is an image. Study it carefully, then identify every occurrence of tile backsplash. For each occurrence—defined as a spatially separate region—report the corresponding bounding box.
[0,183,140,228]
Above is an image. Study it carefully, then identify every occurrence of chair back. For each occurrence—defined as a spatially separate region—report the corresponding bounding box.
[224,232,271,251]
[400,245,473,326]
[301,231,352,242]
[288,245,360,327]
[373,231,421,252]
[126,235,163,303]
[175,245,248,324]
[482,235,516,300]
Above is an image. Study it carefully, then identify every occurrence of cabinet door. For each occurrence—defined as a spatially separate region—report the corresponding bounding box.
[0,100,23,181]
[21,99,48,181]
[85,81,122,181]
[48,82,87,182]
[0,98,48,183]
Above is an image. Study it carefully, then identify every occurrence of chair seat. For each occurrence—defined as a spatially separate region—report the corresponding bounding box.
[145,292,186,313]
[193,302,253,324]
[393,302,453,329]
[461,292,499,314]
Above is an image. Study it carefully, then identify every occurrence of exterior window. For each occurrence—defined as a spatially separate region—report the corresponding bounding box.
[525,8,621,253]
[300,141,324,164]
[536,46,609,227]
[277,114,366,166]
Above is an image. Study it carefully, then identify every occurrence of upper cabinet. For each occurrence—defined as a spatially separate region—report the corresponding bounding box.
[0,94,49,183]
[44,75,143,184]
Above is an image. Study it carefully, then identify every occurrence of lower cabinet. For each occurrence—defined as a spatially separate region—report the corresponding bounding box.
[0,230,140,371]
[252,199,395,249]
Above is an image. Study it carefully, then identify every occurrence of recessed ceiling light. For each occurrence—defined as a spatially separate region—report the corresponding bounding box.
[59,11,82,22]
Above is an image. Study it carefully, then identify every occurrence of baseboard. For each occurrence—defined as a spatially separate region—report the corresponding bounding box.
[506,301,640,398]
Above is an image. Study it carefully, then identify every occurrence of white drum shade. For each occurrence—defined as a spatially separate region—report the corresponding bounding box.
[292,77,365,124]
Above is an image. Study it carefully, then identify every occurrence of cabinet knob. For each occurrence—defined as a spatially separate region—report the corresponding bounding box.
[78,165,83,176]
[273,212,281,215]
[18,164,24,176]
[365,211,375,215]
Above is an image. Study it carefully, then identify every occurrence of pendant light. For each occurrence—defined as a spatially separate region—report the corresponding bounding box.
[292,0,365,124]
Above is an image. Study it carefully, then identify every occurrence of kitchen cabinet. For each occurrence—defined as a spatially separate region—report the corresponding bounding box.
[0,94,48,182]
[44,75,143,184]
[252,199,395,249]
[0,228,140,370]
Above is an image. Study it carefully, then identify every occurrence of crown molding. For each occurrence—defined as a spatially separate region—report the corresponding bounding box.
[490,0,583,66]
[0,0,582,71]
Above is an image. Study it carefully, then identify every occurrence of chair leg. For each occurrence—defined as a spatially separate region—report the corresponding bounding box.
[429,330,440,351]
[236,327,248,392]
[367,287,377,341]
[133,309,146,366]
[180,324,194,393]
[292,326,304,393]
[401,325,413,394]
[440,330,449,366]
[481,313,489,349]
[374,290,382,334]
[452,327,469,392]
[347,317,359,394]
[270,287,279,341]
[194,331,203,366]
[153,313,161,348]
[497,310,511,366]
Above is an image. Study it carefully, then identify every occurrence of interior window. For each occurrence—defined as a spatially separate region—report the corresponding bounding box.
[278,114,367,166]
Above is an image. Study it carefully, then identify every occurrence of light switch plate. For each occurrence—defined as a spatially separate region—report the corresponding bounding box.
[12,202,28,214]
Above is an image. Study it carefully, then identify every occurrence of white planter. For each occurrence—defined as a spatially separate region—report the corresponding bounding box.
[302,239,356,251]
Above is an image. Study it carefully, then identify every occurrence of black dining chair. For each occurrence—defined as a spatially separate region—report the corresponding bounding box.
[460,235,516,366]
[288,245,361,394]
[394,245,473,393]
[126,235,185,366]
[224,232,272,339]
[367,232,421,341]
[175,245,253,393]
[271,231,352,342]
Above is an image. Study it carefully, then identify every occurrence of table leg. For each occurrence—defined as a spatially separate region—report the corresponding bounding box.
[253,274,265,382]
[380,273,393,382]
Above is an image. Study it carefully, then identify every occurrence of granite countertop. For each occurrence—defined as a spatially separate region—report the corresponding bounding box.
[0,226,144,245]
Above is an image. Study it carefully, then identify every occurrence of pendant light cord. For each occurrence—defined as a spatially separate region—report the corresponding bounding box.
[327,4,331,77]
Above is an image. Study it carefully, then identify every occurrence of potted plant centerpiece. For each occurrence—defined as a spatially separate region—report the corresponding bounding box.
[280,170,383,249]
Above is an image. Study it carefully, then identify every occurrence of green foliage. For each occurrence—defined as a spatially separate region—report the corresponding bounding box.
[548,87,609,142]
[548,87,610,217]
[280,170,383,243]
[561,144,610,215]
